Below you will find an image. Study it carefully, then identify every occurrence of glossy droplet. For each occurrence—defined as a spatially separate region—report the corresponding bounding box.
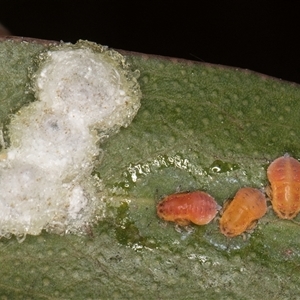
[219,187,267,237]
[156,191,220,226]
[267,154,300,219]
[207,160,239,174]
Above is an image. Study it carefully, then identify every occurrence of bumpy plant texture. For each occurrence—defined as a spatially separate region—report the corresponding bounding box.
[0,40,141,239]
[1,39,300,299]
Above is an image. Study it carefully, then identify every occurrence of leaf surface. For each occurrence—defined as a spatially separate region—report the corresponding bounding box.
[1,38,300,299]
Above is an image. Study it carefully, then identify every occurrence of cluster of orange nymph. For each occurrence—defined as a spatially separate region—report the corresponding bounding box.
[156,154,299,237]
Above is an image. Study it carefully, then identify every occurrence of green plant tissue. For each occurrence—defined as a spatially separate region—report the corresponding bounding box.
[1,38,300,299]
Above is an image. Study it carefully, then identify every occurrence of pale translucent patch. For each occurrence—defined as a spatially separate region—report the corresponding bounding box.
[0,41,141,240]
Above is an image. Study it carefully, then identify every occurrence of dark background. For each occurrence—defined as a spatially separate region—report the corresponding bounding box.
[1,1,300,83]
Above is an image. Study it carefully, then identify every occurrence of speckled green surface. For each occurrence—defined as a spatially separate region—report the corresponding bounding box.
[1,38,300,299]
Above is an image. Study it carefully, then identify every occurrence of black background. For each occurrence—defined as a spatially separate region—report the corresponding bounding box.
[1,1,300,83]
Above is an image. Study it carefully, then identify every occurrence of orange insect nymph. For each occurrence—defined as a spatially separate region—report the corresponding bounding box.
[267,154,300,219]
[156,191,220,226]
[219,187,267,237]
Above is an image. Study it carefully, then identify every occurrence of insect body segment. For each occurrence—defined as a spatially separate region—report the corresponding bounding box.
[156,191,220,226]
[219,187,267,237]
[267,154,300,219]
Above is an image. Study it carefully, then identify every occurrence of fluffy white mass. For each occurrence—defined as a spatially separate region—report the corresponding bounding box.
[0,41,141,240]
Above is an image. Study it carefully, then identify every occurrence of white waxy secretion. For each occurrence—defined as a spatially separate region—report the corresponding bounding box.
[0,41,141,241]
